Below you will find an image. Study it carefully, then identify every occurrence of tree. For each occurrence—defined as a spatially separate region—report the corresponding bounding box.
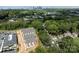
[58,36,79,53]
[59,22,71,33]
[47,46,60,53]
[31,20,43,30]
[70,22,78,33]
[38,30,51,46]
[45,20,59,35]
[35,46,46,53]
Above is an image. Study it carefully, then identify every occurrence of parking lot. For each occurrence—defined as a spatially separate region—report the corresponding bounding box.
[0,31,17,53]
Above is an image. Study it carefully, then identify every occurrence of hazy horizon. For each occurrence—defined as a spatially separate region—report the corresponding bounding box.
[0,6,79,9]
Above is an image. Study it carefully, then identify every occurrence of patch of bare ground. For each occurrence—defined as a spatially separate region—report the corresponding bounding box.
[16,30,26,53]
[16,30,39,53]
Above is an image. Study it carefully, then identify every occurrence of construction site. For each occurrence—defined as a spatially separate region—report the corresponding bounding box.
[0,27,39,53]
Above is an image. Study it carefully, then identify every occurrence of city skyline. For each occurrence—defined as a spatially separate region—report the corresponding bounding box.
[0,6,79,9]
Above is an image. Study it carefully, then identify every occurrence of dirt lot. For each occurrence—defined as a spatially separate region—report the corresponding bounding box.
[16,30,27,53]
[16,30,39,53]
